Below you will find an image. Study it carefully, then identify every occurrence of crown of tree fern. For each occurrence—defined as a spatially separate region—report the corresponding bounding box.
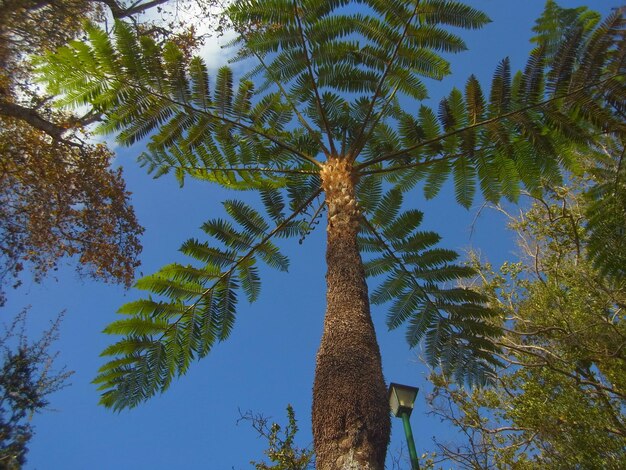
[37,0,625,420]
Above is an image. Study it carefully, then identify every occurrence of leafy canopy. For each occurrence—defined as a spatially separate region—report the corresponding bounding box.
[36,0,626,409]
[427,160,626,468]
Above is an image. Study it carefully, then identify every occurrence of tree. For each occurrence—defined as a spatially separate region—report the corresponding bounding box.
[0,0,221,301]
[241,405,315,470]
[426,155,626,467]
[0,310,72,468]
[36,1,625,468]
[0,115,144,305]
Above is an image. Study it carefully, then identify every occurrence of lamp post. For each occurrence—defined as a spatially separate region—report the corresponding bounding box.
[388,382,420,470]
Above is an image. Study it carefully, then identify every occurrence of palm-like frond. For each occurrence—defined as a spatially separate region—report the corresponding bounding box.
[356,5,625,205]
[585,138,626,280]
[228,0,489,152]
[94,192,318,409]
[360,191,501,386]
[37,21,322,187]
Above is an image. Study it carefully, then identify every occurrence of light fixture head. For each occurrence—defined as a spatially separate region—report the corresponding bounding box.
[388,382,419,417]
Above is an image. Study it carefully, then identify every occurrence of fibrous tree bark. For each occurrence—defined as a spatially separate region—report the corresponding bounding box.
[314,159,390,469]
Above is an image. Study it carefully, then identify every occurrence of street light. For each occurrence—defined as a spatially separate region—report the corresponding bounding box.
[388,382,420,470]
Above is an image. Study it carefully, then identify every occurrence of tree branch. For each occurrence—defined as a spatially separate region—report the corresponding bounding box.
[0,99,65,140]
[91,0,169,19]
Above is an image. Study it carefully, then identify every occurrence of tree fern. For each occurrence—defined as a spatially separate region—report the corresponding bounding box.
[36,0,625,432]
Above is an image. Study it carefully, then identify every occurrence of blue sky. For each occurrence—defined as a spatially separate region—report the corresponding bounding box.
[5,1,622,469]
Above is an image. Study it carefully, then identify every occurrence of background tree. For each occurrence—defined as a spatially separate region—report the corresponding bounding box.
[426,143,626,468]
[36,1,625,468]
[0,115,144,305]
[0,309,72,469]
[241,405,315,470]
[0,0,222,302]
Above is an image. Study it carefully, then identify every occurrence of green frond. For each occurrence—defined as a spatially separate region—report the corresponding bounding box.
[489,57,511,116]
[418,0,491,30]
[370,189,402,227]
[260,189,287,222]
[585,139,626,280]
[531,0,600,58]
[286,174,322,211]
[383,209,424,240]
[103,318,170,337]
[361,203,500,385]
[163,41,191,105]
[356,176,383,215]
[475,154,502,204]
[189,56,211,110]
[464,75,485,125]
[519,45,546,105]
[85,22,120,76]
[406,24,468,53]
[92,190,322,409]
[223,200,270,236]
[237,258,261,302]
[179,239,238,267]
[405,301,441,348]
[363,255,397,277]
[387,287,425,330]
[574,10,625,89]
[215,66,234,117]
[423,159,451,200]
[233,80,254,118]
[134,273,206,300]
[114,21,145,81]
[546,25,584,94]
[438,97,456,132]
[158,263,222,285]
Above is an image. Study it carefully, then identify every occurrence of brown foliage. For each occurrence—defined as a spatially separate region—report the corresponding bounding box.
[0,1,99,94]
[0,1,221,300]
[0,116,143,303]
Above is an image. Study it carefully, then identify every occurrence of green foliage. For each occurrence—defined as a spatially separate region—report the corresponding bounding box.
[35,0,626,410]
[584,137,626,280]
[94,199,309,409]
[360,189,501,386]
[0,310,71,469]
[246,405,314,470]
[427,175,626,468]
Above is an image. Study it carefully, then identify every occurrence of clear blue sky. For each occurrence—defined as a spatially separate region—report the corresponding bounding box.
[6,1,621,469]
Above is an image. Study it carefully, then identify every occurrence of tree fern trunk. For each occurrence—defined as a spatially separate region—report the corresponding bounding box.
[313,159,390,469]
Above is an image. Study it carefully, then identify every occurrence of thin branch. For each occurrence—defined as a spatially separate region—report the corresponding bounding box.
[91,0,169,19]
[0,99,65,140]
[493,350,626,400]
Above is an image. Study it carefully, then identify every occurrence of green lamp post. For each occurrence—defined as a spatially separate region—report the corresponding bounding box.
[389,382,420,470]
